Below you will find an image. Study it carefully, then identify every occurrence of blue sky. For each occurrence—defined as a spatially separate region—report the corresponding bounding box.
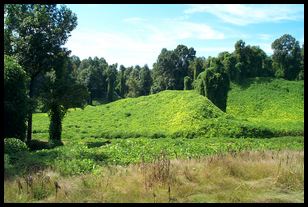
[64,4,304,68]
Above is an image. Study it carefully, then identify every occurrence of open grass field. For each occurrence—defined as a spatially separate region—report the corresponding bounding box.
[4,150,304,203]
[4,78,304,203]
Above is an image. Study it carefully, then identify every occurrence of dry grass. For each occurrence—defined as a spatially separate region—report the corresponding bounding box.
[4,150,304,203]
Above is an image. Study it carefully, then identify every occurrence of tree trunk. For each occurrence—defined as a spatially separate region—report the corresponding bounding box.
[26,79,35,143]
[49,103,62,145]
[89,93,93,105]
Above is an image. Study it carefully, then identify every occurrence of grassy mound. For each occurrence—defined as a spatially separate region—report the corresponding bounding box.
[33,90,226,139]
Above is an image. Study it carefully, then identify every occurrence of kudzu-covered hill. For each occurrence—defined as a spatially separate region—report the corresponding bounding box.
[32,78,304,140]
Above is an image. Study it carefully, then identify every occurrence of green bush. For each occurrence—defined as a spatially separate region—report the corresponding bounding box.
[4,138,29,155]
[4,55,29,140]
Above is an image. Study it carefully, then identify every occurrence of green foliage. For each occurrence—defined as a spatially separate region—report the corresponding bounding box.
[55,158,97,176]
[33,90,226,140]
[126,65,142,98]
[39,53,89,144]
[232,40,273,82]
[4,138,29,155]
[227,78,304,133]
[32,77,303,141]
[116,65,128,97]
[297,43,304,80]
[106,64,118,102]
[151,45,196,93]
[271,34,302,80]
[4,4,78,142]
[3,78,303,180]
[4,4,77,78]
[4,55,29,140]
[4,135,304,177]
[139,65,152,96]
[189,57,205,81]
[195,59,230,112]
[77,59,107,104]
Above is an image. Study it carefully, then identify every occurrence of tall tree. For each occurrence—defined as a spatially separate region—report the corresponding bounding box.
[139,64,152,96]
[151,48,177,93]
[77,57,108,104]
[106,64,118,102]
[116,65,127,98]
[271,34,302,80]
[4,4,77,142]
[298,43,304,80]
[40,51,88,145]
[151,45,195,93]
[188,57,205,82]
[127,65,141,97]
[174,45,196,89]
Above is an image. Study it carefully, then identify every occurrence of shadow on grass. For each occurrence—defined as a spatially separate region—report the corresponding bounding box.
[86,141,111,148]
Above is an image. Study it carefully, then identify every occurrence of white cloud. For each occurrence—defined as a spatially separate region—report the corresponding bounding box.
[65,29,168,67]
[65,18,225,67]
[172,21,224,40]
[184,4,304,26]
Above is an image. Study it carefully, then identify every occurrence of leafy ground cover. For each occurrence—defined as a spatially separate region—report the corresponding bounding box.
[4,78,304,202]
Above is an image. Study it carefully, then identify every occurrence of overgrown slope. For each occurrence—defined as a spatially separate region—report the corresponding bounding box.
[227,78,304,134]
[33,90,225,140]
[33,78,304,140]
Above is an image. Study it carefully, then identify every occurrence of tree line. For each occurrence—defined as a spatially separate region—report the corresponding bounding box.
[4,4,304,146]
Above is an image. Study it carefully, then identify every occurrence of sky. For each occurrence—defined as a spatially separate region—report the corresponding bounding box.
[64,4,304,68]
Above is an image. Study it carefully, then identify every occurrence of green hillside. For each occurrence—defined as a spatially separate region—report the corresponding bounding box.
[32,78,304,141]
[227,78,304,133]
[33,90,226,140]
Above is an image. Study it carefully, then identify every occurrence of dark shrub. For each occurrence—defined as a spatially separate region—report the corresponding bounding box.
[4,138,29,155]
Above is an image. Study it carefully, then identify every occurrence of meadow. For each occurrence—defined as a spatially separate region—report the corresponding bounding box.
[4,78,304,203]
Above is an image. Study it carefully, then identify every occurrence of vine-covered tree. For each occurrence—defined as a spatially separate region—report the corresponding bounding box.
[40,51,88,146]
[188,57,205,82]
[195,58,230,112]
[184,76,192,90]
